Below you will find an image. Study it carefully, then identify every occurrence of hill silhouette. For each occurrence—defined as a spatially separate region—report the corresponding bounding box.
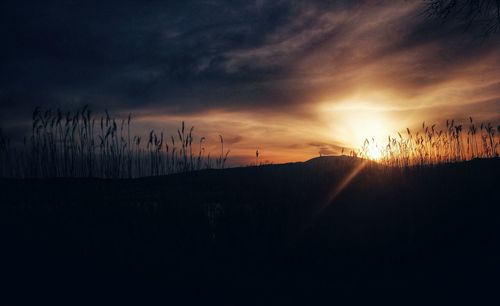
[1,156,499,301]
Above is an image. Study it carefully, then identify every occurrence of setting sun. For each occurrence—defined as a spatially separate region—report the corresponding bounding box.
[319,99,399,153]
[1,0,500,298]
[366,143,382,160]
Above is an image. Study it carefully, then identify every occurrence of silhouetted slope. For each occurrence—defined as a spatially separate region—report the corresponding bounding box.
[1,157,499,300]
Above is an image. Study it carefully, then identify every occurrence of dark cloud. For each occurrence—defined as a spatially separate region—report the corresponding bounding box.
[0,0,298,114]
[0,0,499,125]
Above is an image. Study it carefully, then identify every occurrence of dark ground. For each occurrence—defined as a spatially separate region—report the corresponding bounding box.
[1,156,499,303]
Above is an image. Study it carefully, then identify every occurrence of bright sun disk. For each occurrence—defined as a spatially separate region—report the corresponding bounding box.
[367,143,382,160]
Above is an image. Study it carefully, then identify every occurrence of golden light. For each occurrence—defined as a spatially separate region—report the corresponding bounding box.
[366,143,382,160]
[318,97,401,154]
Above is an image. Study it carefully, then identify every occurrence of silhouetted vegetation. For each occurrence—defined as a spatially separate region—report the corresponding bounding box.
[1,107,499,300]
[426,0,500,36]
[358,118,500,166]
[0,106,229,178]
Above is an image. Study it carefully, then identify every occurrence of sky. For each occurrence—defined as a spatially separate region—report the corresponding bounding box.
[1,0,499,164]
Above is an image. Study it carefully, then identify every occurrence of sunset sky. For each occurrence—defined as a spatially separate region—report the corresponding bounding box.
[1,1,499,164]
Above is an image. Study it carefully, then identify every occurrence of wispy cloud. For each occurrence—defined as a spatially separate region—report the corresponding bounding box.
[0,0,499,163]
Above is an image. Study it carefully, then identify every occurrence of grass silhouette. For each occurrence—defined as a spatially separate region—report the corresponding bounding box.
[1,107,499,299]
[358,118,499,166]
[0,106,229,178]
[1,107,499,177]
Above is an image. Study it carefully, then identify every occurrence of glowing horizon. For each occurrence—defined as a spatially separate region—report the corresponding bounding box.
[1,1,499,165]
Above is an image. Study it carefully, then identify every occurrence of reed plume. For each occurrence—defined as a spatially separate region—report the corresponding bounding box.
[0,106,230,178]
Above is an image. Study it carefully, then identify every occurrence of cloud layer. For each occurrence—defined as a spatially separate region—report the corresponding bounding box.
[1,0,499,163]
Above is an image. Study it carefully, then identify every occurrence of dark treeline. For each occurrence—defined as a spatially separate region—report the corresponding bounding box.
[0,106,230,178]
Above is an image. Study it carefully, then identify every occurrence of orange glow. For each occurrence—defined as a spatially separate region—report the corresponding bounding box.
[132,90,499,166]
[366,143,382,160]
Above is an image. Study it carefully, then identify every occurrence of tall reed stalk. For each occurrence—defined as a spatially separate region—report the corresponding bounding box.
[358,118,500,166]
[0,106,230,178]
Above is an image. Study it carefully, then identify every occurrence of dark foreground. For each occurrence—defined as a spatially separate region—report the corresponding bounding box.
[1,156,499,302]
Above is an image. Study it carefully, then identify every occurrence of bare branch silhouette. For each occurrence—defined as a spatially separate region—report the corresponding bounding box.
[425,0,500,37]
